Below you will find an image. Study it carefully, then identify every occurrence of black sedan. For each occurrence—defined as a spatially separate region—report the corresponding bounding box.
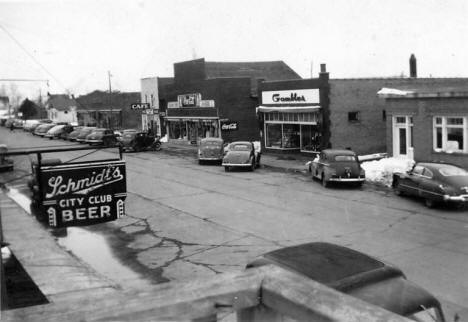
[393,161,468,208]
[247,242,445,321]
[222,141,261,172]
[310,149,365,187]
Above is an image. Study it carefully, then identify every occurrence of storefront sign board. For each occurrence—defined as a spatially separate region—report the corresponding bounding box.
[131,103,151,110]
[39,160,127,228]
[262,89,320,105]
[178,93,202,107]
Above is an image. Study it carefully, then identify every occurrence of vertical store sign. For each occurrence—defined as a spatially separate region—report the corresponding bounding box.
[39,160,127,228]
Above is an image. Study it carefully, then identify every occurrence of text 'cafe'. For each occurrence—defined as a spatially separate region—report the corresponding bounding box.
[257,75,329,153]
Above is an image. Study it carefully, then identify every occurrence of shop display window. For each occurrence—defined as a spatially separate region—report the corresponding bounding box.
[266,124,282,148]
[301,125,321,152]
[283,124,300,148]
[169,121,186,139]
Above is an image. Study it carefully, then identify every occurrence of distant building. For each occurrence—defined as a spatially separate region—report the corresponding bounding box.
[76,90,141,129]
[45,94,78,124]
[158,58,301,144]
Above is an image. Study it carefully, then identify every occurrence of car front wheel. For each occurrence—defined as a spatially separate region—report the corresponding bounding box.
[425,198,437,208]
[321,174,329,188]
[393,179,403,196]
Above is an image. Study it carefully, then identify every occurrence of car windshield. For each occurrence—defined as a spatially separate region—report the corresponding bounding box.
[231,144,251,151]
[438,165,468,176]
[334,155,356,161]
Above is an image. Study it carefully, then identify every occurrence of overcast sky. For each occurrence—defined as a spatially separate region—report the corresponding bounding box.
[1,0,468,99]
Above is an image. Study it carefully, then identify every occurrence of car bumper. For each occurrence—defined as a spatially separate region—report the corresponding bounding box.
[86,139,103,144]
[222,163,252,167]
[443,194,468,202]
[200,157,222,161]
[329,177,365,182]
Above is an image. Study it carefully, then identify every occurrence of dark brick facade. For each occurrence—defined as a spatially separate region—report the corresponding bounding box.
[327,78,468,156]
[160,58,301,143]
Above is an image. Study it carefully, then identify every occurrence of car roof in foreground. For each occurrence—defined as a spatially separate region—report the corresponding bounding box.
[250,242,441,317]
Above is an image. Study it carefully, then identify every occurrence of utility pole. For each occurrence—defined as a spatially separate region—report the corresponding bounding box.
[108,71,113,129]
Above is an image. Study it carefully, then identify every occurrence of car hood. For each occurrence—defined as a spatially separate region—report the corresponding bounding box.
[349,276,442,317]
[224,151,251,163]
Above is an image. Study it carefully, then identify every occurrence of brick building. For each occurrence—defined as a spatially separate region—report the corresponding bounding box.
[76,90,141,129]
[257,65,329,153]
[378,79,468,168]
[158,58,301,144]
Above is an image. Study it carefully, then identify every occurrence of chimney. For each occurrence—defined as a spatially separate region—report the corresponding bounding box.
[409,54,417,78]
[319,63,329,81]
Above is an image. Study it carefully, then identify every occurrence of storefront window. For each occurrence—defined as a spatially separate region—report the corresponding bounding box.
[283,124,300,148]
[301,125,320,152]
[169,121,186,139]
[266,124,282,148]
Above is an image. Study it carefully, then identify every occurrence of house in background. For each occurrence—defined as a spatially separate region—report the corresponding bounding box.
[45,94,78,124]
[76,90,141,129]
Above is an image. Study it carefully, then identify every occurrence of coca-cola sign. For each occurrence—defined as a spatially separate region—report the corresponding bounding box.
[221,121,238,131]
[39,160,126,228]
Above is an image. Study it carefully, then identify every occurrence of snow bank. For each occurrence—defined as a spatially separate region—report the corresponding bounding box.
[361,157,415,187]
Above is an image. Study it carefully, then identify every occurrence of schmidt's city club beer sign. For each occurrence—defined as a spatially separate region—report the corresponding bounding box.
[39,160,127,228]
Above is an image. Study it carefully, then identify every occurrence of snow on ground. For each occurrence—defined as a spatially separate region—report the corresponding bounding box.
[361,157,415,187]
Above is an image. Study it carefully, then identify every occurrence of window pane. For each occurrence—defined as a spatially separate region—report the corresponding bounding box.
[283,124,300,148]
[396,117,406,124]
[301,125,320,151]
[447,127,463,150]
[435,117,442,125]
[447,117,463,125]
[266,124,282,148]
[436,127,442,149]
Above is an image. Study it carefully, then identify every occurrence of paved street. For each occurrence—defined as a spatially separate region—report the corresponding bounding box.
[1,127,468,320]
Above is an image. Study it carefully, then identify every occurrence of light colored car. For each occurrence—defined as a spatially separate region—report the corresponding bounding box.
[44,125,65,139]
[222,141,261,172]
[310,149,365,187]
[198,137,224,164]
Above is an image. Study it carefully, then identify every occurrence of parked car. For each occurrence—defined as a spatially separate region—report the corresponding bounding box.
[67,126,84,141]
[247,242,445,322]
[119,130,161,152]
[23,119,41,132]
[44,125,65,139]
[309,149,365,187]
[75,127,97,143]
[12,119,25,129]
[222,141,261,172]
[393,161,468,208]
[198,137,224,164]
[34,123,56,137]
[27,119,53,133]
[56,124,76,140]
[85,128,118,146]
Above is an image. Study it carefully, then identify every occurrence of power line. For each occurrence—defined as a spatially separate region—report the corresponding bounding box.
[0,24,68,92]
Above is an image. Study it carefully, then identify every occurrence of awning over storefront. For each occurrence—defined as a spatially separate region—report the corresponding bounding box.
[256,105,321,113]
